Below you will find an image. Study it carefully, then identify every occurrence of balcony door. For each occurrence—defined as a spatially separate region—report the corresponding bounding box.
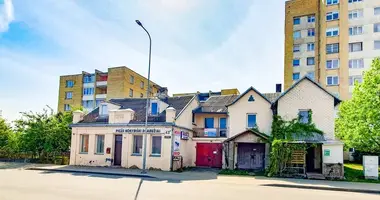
[219,118,227,137]
[204,118,214,128]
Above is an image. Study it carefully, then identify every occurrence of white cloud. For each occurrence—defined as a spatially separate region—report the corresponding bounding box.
[0,0,14,32]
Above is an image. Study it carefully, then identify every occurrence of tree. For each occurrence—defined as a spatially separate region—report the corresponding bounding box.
[336,58,380,153]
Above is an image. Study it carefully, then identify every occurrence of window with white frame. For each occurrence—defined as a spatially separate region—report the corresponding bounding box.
[349,59,364,69]
[307,43,315,51]
[308,15,315,23]
[133,135,143,154]
[65,92,73,99]
[151,136,162,155]
[348,0,362,3]
[293,17,301,25]
[307,57,315,65]
[95,135,105,154]
[293,73,300,81]
[326,0,339,5]
[326,27,339,37]
[349,75,363,86]
[293,31,301,39]
[82,100,94,108]
[374,23,380,33]
[130,75,134,84]
[375,41,380,50]
[83,87,94,95]
[327,43,339,54]
[151,102,158,115]
[326,11,339,21]
[349,26,363,36]
[64,104,71,111]
[375,7,380,15]
[326,76,339,86]
[100,104,108,115]
[349,9,363,20]
[307,72,315,80]
[298,110,311,124]
[247,114,257,128]
[349,42,363,52]
[326,59,340,69]
[80,135,89,153]
[293,44,301,52]
[308,28,315,37]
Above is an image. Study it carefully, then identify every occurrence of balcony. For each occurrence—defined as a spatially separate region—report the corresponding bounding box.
[96,81,107,88]
[96,94,107,99]
[193,128,227,138]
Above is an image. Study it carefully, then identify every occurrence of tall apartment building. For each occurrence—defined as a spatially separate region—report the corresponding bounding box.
[284,0,380,100]
[58,66,162,112]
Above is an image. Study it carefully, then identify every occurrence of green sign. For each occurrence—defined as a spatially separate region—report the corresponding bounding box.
[324,149,331,156]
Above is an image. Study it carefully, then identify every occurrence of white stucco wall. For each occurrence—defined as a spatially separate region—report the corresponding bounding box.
[228,89,273,136]
[322,143,344,164]
[277,80,336,140]
[175,95,198,129]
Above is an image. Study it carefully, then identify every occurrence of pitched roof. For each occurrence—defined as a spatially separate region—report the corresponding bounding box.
[273,76,341,106]
[263,92,281,103]
[78,95,195,124]
[193,95,238,113]
[227,86,272,106]
[224,129,270,143]
[289,133,326,143]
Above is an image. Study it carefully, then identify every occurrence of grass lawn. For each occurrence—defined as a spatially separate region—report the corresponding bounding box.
[344,163,380,183]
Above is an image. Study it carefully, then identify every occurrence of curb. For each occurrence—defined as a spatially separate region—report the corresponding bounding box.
[261,183,380,194]
[26,167,156,179]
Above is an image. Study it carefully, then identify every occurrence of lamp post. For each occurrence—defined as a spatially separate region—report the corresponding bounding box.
[135,20,151,174]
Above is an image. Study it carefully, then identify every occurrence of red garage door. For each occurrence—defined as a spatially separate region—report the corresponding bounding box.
[196,143,223,168]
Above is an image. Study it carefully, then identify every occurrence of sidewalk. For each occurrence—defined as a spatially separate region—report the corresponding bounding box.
[3,162,379,194]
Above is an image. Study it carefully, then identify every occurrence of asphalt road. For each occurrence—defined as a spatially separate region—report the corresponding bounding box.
[0,169,378,200]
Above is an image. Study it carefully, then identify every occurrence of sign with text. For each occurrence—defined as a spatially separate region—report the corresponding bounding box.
[115,128,169,134]
[324,149,331,157]
[180,131,189,140]
[173,131,181,156]
[204,128,217,137]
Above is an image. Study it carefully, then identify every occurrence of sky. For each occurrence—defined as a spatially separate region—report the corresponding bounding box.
[0,0,285,121]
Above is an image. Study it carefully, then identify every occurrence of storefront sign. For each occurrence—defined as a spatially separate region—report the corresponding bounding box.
[181,131,189,140]
[115,128,169,134]
[324,149,331,156]
[204,128,217,137]
[173,131,181,156]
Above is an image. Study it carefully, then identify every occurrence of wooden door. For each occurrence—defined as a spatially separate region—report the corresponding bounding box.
[237,143,265,170]
[114,135,123,166]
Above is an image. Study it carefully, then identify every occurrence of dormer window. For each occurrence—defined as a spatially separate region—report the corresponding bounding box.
[100,104,108,116]
[151,102,158,115]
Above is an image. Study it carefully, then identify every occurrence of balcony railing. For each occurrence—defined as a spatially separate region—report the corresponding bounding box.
[96,94,107,99]
[96,81,108,87]
[193,128,227,138]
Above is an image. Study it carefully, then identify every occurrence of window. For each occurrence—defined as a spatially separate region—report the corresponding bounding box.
[375,7,380,15]
[100,104,108,115]
[348,0,362,3]
[326,11,339,21]
[375,41,380,50]
[65,92,73,99]
[308,28,315,37]
[219,118,227,129]
[83,75,95,83]
[327,76,339,85]
[140,93,144,98]
[293,59,300,67]
[133,135,143,154]
[293,44,301,52]
[82,100,94,108]
[151,136,162,155]
[349,9,363,19]
[308,15,315,23]
[95,135,105,154]
[293,73,300,81]
[374,23,380,33]
[298,110,310,124]
[129,89,133,97]
[326,59,340,69]
[130,75,134,84]
[326,27,339,37]
[326,43,339,54]
[205,118,214,128]
[293,17,301,25]
[247,114,257,128]
[349,75,363,86]
[327,0,339,5]
[293,31,301,39]
[140,81,144,89]
[307,72,315,80]
[66,80,74,88]
[349,42,363,52]
[307,43,315,51]
[307,57,315,65]
[64,104,71,111]
[349,59,364,69]
[151,102,158,115]
[349,26,363,35]
[83,88,94,95]
[80,135,89,153]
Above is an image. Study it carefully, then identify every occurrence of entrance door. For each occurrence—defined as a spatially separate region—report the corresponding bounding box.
[237,143,265,170]
[196,143,223,168]
[114,135,123,166]
[306,145,322,173]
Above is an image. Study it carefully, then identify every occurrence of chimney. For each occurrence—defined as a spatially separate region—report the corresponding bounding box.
[276,84,282,93]
[157,87,169,101]
[73,110,84,123]
[166,107,176,123]
[109,109,135,124]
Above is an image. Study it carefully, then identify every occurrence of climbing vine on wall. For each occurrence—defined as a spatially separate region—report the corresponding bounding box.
[267,111,322,177]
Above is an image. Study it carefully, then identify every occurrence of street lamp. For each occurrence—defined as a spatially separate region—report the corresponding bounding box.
[135,20,151,174]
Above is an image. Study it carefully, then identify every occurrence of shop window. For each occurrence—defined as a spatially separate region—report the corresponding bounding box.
[151,136,162,155]
[133,135,143,154]
[80,135,89,153]
[95,135,105,154]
